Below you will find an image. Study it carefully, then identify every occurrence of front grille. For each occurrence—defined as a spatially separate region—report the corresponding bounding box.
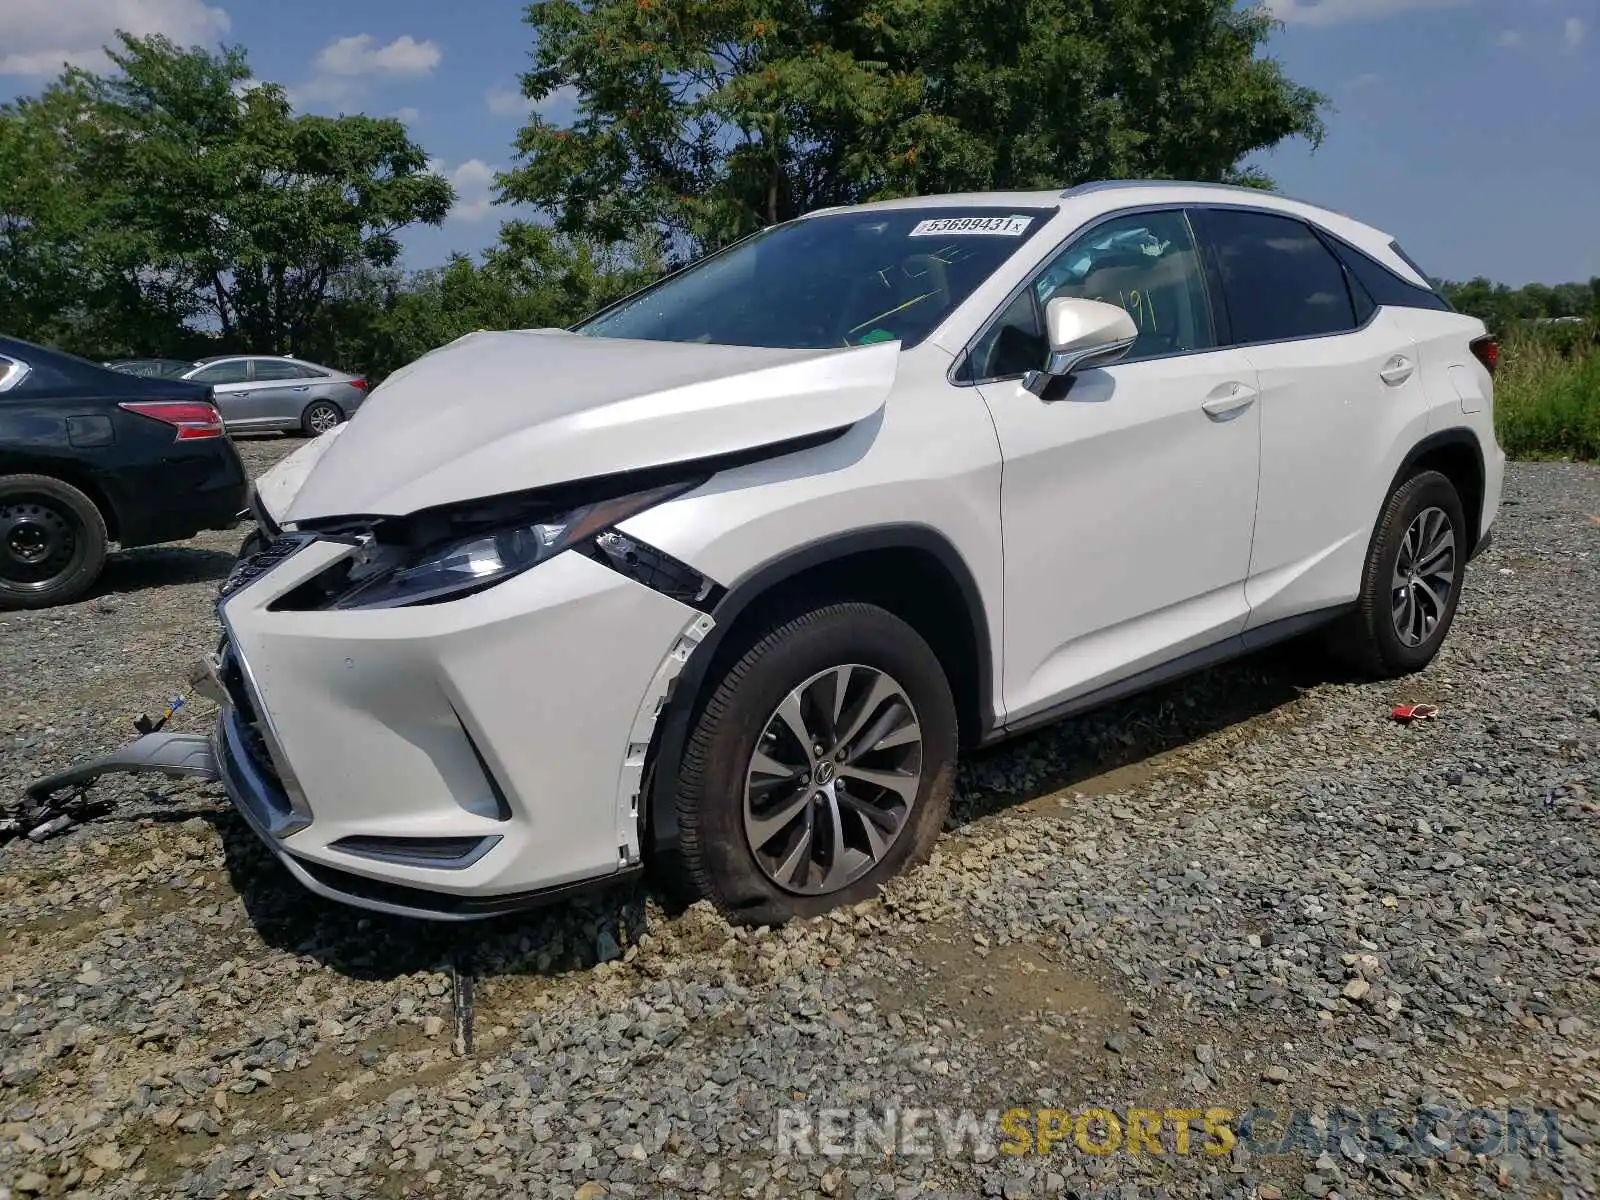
[218,647,283,792]
[218,532,311,603]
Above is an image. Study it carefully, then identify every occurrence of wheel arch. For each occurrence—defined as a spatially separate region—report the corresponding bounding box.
[644,524,995,856]
[0,458,121,541]
[1389,428,1486,557]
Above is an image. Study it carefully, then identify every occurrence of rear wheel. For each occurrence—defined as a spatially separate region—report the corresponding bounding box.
[674,602,957,926]
[1330,469,1466,677]
[300,400,342,437]
[0,474,109,609]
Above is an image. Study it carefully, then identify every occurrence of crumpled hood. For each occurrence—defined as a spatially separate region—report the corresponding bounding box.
[253,423,347,527]
[284,330,900,522]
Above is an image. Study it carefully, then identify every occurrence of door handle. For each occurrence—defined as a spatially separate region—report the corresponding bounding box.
[1379,355,1415,386]
[291,385,309,391]
[1200,383,1258,421]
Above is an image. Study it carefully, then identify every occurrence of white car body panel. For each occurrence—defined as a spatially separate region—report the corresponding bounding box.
[621,349,1008,721]
[211,180,1504,919]
[285,331,901,521]
[254,423,346,526]
[977,347,1262,718]
[1241,308,1430,627]
[220,542,700,898]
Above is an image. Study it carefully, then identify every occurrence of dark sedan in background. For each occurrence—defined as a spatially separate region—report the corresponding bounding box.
[1,336,248,609]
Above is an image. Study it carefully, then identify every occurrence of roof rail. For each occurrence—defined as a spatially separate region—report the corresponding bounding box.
[1058,178,1356,218]
[1059,179,1284,199]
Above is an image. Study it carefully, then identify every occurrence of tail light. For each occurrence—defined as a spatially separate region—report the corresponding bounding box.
[119,400,225,440]
[349,377,369,391]
[1469,335,1498,376]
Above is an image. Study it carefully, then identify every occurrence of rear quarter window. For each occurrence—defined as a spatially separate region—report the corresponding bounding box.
[1323,236,1452,313]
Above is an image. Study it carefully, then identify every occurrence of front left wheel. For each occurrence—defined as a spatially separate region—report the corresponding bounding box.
[674,602,958,926]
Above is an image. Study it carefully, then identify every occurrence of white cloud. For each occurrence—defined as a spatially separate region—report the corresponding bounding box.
[315,33,440,78]
[1493,29,1524,47]
[486,83,579,120]
[1563,16,1586,49]
[1265,0,1468,26]
[286,33,440,113]
[390,106,420,123]
[430,158,498,222]
[0,0,230,77]
[486,85,534,117]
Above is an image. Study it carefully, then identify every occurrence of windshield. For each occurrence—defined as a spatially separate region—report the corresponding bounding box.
[577,207,1056,350]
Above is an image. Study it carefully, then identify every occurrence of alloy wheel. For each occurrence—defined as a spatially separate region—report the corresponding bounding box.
[743,663,924,895]
[1391,505,1456,647]
[307,403,340,435]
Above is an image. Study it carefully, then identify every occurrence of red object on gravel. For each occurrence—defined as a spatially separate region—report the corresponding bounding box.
[1391,703,1440,723]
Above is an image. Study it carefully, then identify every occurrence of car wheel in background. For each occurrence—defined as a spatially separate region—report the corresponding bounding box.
[1331,469,1467,678]
[673,602,958,926]
[0,474,109,610]
[300,400,342,437]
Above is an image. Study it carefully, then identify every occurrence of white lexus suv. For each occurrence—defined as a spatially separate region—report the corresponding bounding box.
[217,181,1503,924]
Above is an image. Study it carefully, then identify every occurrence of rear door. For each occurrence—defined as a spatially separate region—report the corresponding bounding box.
[249,358,317,426]
[1190,207,1429,631]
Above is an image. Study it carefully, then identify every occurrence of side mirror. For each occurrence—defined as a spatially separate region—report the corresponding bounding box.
[1023,297,1139,397]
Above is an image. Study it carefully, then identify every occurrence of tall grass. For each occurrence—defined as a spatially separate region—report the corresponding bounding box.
[1494,324,1600,461]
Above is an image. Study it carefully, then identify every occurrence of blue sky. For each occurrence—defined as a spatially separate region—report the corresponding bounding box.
[2,0,1596,285]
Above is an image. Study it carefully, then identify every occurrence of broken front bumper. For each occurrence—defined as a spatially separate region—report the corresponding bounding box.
[206,534,708,920]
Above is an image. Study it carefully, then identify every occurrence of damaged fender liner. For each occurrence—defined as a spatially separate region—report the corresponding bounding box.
[614,611,717,867]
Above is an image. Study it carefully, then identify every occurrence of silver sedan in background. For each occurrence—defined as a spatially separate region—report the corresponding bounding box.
[182,355,369,436]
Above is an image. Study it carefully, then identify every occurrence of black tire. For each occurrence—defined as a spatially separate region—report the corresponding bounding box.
[300,400,342,437]
[1330,469,1467,678]
[0,474,109,610]
[674,602,958,926]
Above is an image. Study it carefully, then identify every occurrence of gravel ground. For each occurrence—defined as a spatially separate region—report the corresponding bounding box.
[2,443,1597,1200]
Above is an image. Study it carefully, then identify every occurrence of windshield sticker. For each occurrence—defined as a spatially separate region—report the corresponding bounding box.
[909,214,1033,238]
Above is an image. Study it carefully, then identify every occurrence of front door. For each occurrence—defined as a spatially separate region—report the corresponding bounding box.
[971,209,1261,721]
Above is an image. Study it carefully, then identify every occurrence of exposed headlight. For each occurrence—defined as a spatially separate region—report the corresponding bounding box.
[314,481,697,610]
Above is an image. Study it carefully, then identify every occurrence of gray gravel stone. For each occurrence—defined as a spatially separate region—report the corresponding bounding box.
[2,451,1597,1199]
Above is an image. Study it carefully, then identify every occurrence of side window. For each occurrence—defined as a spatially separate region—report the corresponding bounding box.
[253,359,309,381]
[1195,209,1356,344]
[191,360,250,385]
[1325,237,1451,314]
[968,210,1215,380]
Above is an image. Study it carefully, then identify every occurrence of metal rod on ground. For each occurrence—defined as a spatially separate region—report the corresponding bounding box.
[451,954,474,1056]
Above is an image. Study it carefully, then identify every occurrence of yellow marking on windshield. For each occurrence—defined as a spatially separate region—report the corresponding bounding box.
[847,290,940,336]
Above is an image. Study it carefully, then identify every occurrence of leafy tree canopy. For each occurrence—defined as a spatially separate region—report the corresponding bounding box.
[0,34,453,355]
[499,0,1326,258]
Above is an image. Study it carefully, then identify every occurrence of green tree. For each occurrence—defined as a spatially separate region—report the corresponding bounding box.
[302,226,662,380]
[499,0,1324,257]
[1,34,453,357]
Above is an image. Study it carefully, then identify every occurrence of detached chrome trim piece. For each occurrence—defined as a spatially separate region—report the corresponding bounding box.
[615,610,716,866]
